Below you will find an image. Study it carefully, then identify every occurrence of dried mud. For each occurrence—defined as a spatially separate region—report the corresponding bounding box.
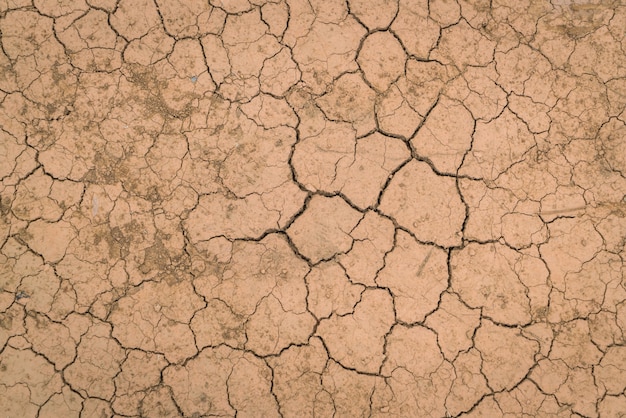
[1,0,626,417]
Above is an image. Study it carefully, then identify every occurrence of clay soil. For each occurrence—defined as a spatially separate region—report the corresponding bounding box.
[1,0,626,417]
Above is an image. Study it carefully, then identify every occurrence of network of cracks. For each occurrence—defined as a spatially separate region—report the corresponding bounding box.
[1,0,626,417]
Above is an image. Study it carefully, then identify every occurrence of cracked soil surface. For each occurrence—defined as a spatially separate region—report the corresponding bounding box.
[1,0,626,417]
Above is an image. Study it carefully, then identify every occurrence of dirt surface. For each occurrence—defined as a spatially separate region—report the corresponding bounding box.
[1,0,626,417]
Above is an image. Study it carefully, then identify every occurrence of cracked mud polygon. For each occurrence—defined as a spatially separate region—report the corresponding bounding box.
[1,0,626,417]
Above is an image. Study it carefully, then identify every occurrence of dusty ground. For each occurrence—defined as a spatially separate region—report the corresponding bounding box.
[0,0,626,417]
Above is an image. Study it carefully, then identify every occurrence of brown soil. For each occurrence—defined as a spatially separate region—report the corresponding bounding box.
[1,0,626,417]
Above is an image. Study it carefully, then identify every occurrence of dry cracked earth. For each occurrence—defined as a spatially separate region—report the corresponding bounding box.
[1,0,626,417]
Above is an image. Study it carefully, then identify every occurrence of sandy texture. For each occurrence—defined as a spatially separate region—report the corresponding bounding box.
[1,0,626,417]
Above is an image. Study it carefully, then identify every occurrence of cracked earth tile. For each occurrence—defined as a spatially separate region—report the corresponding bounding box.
[0,291,25,340]
[569,23,626,83]
[17,269,73,321]
[291,13,365,94]
[555,367,602,418]
[261,2,289,37]
[63,321,125,400]
[475,319,538,392]
[0,346,62,405]
[245,294,317,355]
[193,233,313,354]
[308,0,349,23]
[549,74,610,143]
[156,0,222,38]
[382,327,443,375]
[460,108,536,181]
[495,44,553,97]
[607,78,626,117]
[316,72,376,136]
[552,251,623,321]
[164,346,279,417]
[112,350,168,416]
[25,313,77,370]
[281,0,314,46]
[82,398,113,417]
[348,0,397,30]
[495,0,553,40]
[375,84,423,138]
[425,292,481,361]
[452,242,548,325]
[381,324,454,416]
[146,133,187,182]
[432,19,496,68]
[185,192,283,241]
[110,0,161,40]
[446,65,507,122]
[218,9,282,101]
[259,47,301,96]
[109,279,204,363]
[317,288,394,373]
[168,38,209,81]
[411,96,474,174]
[138,386,180,418]
[459,179,520,241]
[195,234,308,314]
[11,169,63,222]
[56,8,124,71]
[305,261,364,319]
[357,31,407,93]
[493,151,562,203]
[267,337,334,416]
[508,94,552,134]
[124,26,175,66]
[589,310,626,351]
[430,0,461,26]
[494,380,565,417]
[595,345,626,396]
[377,230,448,323]
[550,319,603,368]
[0,384,38,418]
[33,0,88,16]
[39,386,83,418]
[446,348,489,415]
[1,12,77,114]
[515,358,562,403]
[377,59,454,138]
[599,395,626,417]
[0,9,50,57]
[500,211,549,249]
[21,219,75,264]
[390,0,439,59]
[598,117,626,177]
[221,125,296,196]
[337,132,410,209]
[191,298,246,349]
[0,130,26,180]
[240,94,298,129]
[338,210,395,286]
[531,11,576,68]
[569,146,626,206]
[322,360,387,417]
[36,123,102,182]
[287,195,363,263]
[291,121,355,192]
[199,34,230,86]
[163,347,231,416]
[212,0,252,14]
[540,217,604,292]
[379,160,465,247]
